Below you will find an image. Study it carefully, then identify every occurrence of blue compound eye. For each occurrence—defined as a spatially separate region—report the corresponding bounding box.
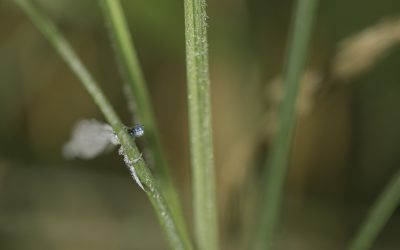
[127,124,144,138]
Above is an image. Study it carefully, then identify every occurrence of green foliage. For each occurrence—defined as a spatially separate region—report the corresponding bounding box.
[100,0,190,244]
[15,0,192,249]
[184,0,219,249]
[257,0,319,249]
[349,170,400,250]
[13,1,400,250]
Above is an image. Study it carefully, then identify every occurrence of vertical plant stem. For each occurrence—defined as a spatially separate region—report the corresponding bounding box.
[100,0,189,240]
[184,0,219,249]
[15,0,192,249]
[257,0,318,249]
[349,170,400,250]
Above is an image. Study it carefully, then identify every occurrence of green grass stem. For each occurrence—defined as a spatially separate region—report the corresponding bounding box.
[183,0,219,249]
[15,0,192,249]
[349,170,400,250]
[256,0,318,249]
[100,0,189,242]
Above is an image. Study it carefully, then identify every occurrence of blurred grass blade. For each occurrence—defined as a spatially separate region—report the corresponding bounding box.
[184,0,219,249]
[100,0,189,241]
[257,0,318,249]
[15,0,192,249]
[349,170,400,250]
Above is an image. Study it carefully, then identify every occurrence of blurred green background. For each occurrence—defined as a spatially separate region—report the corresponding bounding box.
[1,0,400,249]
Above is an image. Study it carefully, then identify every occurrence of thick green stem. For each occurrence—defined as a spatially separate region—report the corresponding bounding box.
[100,0,189,242]
[349,170,400,250]
[15,0,192,249]
[257,0,318,249]
[184,0,219,249]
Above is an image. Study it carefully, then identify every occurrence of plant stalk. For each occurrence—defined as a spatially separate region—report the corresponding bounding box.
[257,0,318,249]
[349,170,400,250]
[100,0,189,241]
[15,0,192,249]
[183,0,219,249]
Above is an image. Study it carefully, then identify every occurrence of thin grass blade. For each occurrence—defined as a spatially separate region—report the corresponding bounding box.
[15,1,192,249]
[349,170,400,250]
[184,0,219,249]
[100,0,189,241]
[256,0,319,249]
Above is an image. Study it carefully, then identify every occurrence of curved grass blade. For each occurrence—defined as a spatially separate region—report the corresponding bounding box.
[349,170,400,250]
[100,0,189,242]
[15,1,192,249]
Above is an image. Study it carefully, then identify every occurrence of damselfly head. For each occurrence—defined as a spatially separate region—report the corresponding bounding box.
[127,124,144,138]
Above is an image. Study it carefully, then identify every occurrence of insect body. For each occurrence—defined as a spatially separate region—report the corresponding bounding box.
[64,119,145,190]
